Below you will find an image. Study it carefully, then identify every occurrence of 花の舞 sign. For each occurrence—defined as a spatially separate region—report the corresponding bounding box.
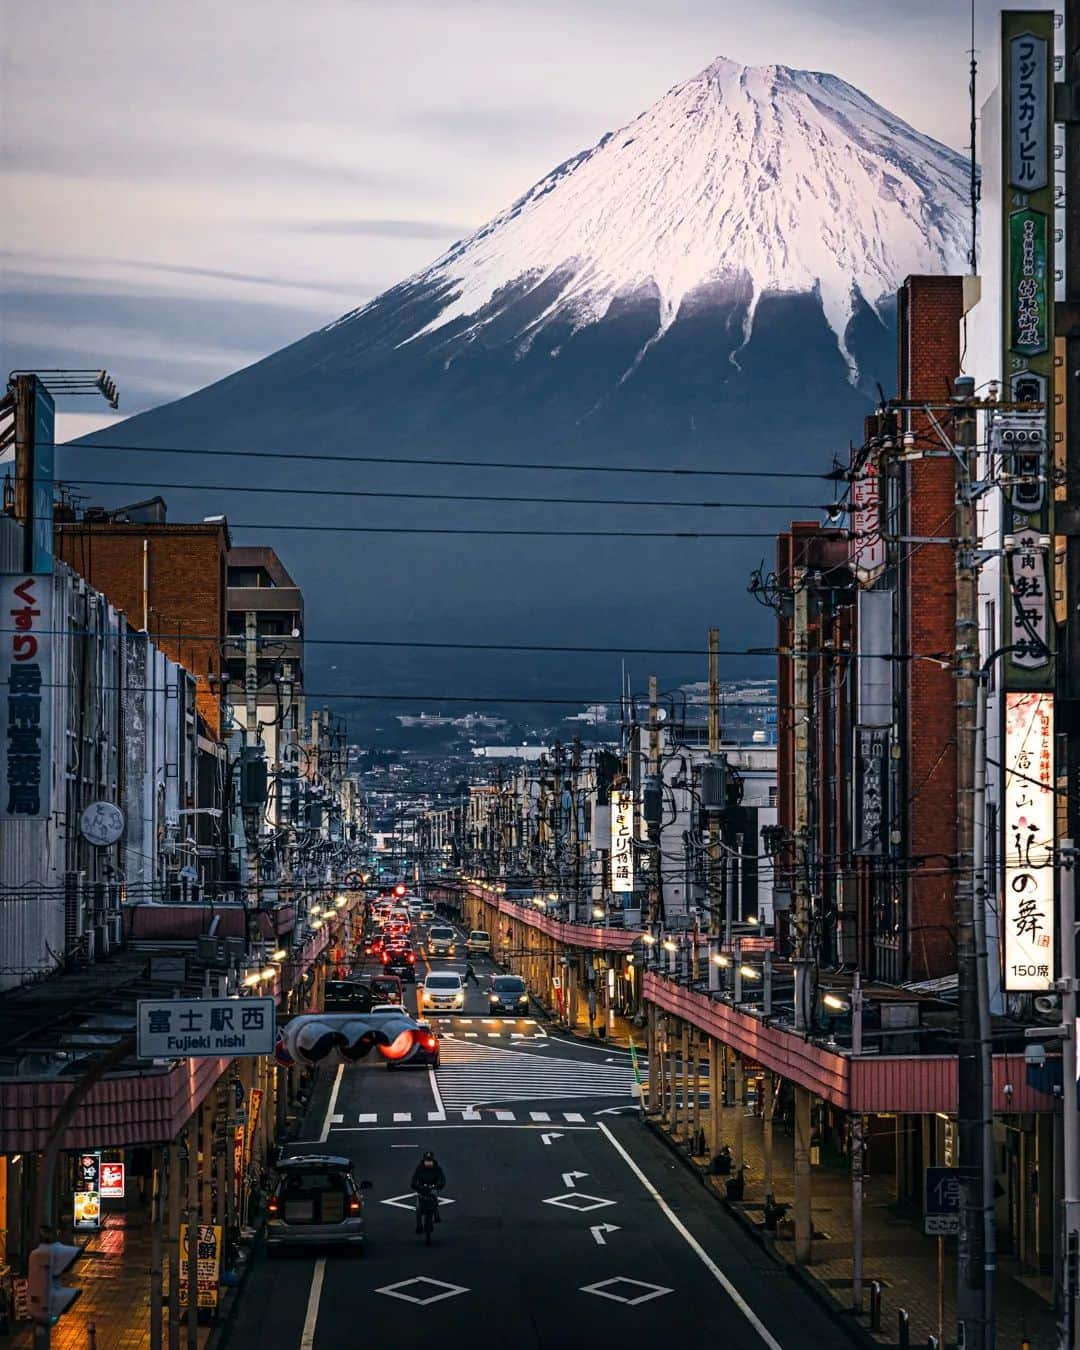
[137,998,275,1058]
[1003,692,1055,990]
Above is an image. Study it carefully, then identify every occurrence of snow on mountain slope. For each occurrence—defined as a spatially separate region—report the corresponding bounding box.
[337,56,971,380]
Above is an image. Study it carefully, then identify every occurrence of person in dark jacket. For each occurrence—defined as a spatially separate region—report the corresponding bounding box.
[411,1150,446,1232]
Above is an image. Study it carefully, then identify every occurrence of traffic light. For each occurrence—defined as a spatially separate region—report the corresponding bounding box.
[393,883,407,898]
[28,1242,80,1324]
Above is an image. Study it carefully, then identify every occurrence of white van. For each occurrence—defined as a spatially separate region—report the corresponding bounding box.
[427,926,456,957]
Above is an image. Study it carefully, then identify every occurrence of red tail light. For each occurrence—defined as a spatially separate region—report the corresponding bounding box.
[348,1197,361,1214]
[406,953,415,963]
[423,1036,437,1050]
[268,1196,279,1215]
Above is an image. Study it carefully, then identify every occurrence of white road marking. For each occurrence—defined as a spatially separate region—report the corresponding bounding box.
[494,1110,515,1120]
[590,1222,620,1246]
[486,1033,501,1038]
[393,1111,412,1122]
[358,1113,377,1123]
[530,1111,551,1122]
[461,1107,481,1120]
[596,1121,783,1350]
[428,1111,447,1122]
[464,1032,479,1038]
[319,1064,344,1143]
[428,1064,445,1115]
[299,1257,325,1350]
[564,1112,585,1123]
[510,1032,524,1039]
[330,1113,344,1124]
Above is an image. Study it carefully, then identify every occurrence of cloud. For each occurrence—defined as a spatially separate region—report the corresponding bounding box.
[1,250,362,297]
[290,218,470,240]
[403,102,595,149]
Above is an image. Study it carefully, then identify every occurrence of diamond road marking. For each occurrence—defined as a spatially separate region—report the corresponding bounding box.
[564,1112,585,1123]
[380,1193,457,1211]
[543,1192,616,1213]
[580,1277,672,1307]
[376,1277,469,1306]
[530,1111,551,1122]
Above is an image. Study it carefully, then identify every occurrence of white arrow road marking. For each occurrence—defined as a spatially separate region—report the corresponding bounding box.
[594,1105,638,1116]
[540,1132,564,1145]
[562,1170,588,1188]
[590,1223,620,1246]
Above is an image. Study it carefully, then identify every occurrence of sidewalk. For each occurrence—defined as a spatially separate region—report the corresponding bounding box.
[655,1099,1056,1350]
[4,1209,213,1350]
[532,996,641,1051]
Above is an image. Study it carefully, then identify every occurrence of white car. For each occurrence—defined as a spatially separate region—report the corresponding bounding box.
[420,972,466,1012]
[426,925,456,957]
[465,929,492,957]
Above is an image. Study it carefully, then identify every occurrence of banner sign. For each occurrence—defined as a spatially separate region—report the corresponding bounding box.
[137,997,275,1058]
[1006,531,1052,670]
[853,727,890,856]
[1008,31,1048,191]
[610,790,635,893]
[924,1166,961,1236]
[1008,209,1048,356]
[179,1224,222,1310]
[73,1190,101,1231]
[849,456,885,584]
[1003,692,1055,990]
[100,1162,125,1198]
[1,574,52,820]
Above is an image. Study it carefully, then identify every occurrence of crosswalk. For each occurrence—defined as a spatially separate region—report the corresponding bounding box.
[345,1107,593,1127]
[434,1036,635,1109]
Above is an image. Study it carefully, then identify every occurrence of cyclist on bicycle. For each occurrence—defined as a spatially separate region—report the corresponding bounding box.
[411,1150,446,1233]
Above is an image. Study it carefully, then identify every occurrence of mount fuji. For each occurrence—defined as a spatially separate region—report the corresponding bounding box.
[79,57,971,713]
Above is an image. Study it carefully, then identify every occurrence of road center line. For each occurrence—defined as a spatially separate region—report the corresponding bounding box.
[319,1063,345,1143]
[300,1256,326,1350]
[597,1121,783,1350]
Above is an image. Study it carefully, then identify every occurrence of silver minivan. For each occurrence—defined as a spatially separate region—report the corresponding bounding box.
[266,1155,373,1252]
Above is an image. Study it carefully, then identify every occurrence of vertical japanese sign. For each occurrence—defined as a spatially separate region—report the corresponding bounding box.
[853,727,890,856]
[1,575,52,820]
[1003,692,1055,990]
[1001,11,1055,691]
[178,1224,222,1309]
[610,790,635,893]
[848,455,886,584]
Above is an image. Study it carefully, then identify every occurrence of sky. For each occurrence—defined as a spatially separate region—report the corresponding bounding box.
[0,0,1050,442]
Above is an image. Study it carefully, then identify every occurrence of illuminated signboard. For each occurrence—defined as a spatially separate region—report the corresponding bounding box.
[1003,691,1055,990]
[610,790,635,894]
[100,1162,125,1198]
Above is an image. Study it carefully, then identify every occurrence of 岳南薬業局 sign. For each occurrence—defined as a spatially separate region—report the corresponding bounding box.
[137,998,275,1059]
[1,575,52,821]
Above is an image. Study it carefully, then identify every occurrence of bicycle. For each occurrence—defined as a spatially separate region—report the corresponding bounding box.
[416,1186,439,1244]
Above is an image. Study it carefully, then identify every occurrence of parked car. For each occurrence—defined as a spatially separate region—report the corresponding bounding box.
[385,1018,440,1070]
[419,972,466,1012]
[465,929,492,956]
[266,1155,372,1252]
[488,974,530,1014]
[426,926,456,957]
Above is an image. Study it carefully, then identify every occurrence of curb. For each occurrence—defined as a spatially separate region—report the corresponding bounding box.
[641,1117,879,1350]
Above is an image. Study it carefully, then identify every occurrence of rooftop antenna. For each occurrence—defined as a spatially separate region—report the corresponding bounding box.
[967,0,980,273]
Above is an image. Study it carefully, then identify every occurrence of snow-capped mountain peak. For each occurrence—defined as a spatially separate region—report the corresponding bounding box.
[348,55,970,380]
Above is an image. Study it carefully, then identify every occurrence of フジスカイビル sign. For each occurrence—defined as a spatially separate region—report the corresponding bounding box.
[137,998,275,1059]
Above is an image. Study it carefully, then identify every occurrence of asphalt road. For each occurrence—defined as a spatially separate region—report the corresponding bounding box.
[224,916,845,1350]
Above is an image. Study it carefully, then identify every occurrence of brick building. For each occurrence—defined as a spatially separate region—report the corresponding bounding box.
[54,503,229,737]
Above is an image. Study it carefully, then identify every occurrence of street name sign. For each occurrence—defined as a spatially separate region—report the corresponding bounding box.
[137,997,275,1059]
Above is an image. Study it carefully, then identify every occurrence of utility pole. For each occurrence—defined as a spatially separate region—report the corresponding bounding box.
[1056,844,1079,1350]
[952,377,989,1348]
[707,629,721,938]
[792,566,811,1031]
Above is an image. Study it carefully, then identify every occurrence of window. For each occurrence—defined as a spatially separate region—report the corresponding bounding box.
[228,567,274,588]
[492,977,525,992]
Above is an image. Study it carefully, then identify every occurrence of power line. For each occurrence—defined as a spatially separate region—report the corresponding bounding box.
[49,440,836,481]
[55,521,783,540]
[49,476,825,513]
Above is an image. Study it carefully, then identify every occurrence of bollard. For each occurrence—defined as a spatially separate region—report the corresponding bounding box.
[88,1323,97,1350]
[896,1308,909,1350]
[869,1281,882,1333]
